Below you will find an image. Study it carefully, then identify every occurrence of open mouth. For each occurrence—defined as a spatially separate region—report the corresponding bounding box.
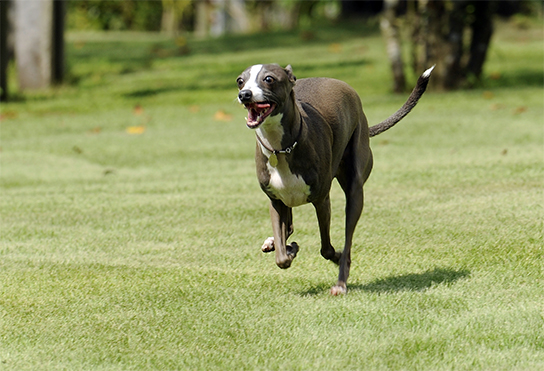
[244,102,276,128]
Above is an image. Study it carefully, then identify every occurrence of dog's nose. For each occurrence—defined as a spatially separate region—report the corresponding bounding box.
[238,89,253,103]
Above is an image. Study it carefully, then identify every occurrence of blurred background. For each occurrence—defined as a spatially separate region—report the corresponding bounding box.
[1,0,542,102]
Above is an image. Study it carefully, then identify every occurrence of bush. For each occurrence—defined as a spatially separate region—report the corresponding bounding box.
[67,0,163,31]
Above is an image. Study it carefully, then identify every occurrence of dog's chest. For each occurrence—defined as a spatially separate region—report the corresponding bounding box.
[266,161,311,207]
[256,116,311,207]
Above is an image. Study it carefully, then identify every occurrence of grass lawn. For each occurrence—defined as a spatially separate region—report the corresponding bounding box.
[1,19,543,370]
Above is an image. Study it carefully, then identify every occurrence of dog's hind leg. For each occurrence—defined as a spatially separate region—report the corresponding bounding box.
[331,128,372,295]
[269,199,297,269]
[334,182,364,295]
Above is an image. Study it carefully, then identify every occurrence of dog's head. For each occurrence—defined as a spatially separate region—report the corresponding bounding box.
[236,64,296,129]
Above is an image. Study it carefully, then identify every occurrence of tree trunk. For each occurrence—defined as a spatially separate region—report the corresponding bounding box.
[14,0,53,90]
[396,0,496,91]
[228,0,250,34]
[161,2,177,35]
[466,1,495,80]
[380,0,406,93]
[52,0,65,85]
[407,0,424,75]
[255,0,274,32]
[210,0,227,37]
[12,0,64,90]
[195,0,210,38]
[425,0,453,90]
[1,0,9,101]
[442,0,467,89]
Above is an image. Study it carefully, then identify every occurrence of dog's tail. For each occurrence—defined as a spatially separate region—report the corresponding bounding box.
[369,65,435,137]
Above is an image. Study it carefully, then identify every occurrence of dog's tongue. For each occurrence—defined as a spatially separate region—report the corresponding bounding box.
[249,103,271,118]
[246,103,274,128]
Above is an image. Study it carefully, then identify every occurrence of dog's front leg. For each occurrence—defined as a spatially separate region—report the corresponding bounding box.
[269,199,298,269]
[314,195,341,264]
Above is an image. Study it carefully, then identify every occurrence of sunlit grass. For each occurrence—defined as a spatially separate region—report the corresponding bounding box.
[1,20,543,370]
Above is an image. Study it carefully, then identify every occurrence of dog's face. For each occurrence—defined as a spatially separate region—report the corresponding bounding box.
[237,64,296,129]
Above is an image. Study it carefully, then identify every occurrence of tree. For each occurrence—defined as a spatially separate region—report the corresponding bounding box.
[12,0,65,91]
[161,0,192,36]
[194,0,250,38]
[380,0,406,93]
[1,0,9,101]
[380,0,497,92]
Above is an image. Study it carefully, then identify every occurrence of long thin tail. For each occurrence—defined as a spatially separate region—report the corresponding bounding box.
[369,65,435,137]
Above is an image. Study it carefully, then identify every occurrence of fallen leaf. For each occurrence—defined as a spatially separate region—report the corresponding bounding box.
[126,126,146,134]
[483,91,494,99]
[133,104,144,116]
[328,43,342,53]
[0,110,18,121]
[300,30,315,41]
[513,106,528,114]
[489,71,501,80]
[489,103,504,111]
[214,110,232,122]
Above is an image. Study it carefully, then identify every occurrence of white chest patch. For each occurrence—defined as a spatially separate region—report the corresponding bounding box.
[254,104,310,207]
[256,114,284,149]
[266,160,311,208]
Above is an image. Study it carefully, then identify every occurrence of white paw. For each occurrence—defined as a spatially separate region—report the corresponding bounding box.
[261,237,275,253]
[330,285,347,296]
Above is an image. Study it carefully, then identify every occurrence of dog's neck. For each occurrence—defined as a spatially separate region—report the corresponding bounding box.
[256,91,301,151]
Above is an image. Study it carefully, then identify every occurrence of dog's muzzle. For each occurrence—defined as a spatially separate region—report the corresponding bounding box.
[238,89,253,103]
[239,89,276,129]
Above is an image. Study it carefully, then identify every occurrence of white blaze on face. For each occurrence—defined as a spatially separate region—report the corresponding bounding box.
[242,64,265,102]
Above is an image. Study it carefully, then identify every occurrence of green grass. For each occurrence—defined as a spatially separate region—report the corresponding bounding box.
[1,20,543,370]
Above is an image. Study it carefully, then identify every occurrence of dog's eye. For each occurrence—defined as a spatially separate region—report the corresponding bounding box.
[264,76,275,84]
[237,78,244,88]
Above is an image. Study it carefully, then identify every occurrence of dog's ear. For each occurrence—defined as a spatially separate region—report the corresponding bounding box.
[285,65,296,83]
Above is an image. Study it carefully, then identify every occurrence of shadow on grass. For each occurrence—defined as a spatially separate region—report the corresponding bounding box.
[484,68,544,89]
[121,57,370,99]
[300,267,471,296]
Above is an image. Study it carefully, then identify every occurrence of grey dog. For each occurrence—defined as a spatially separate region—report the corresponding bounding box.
[237,64,433,294]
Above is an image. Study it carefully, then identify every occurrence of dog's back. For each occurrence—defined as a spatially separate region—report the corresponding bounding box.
[294,77,370,163]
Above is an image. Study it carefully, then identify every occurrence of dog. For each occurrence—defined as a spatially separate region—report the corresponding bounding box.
[236,64,433,295]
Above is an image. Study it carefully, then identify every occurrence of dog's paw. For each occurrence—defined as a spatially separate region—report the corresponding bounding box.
[287,242,299,257]
[330,284,347,296]
[261,237,275,253]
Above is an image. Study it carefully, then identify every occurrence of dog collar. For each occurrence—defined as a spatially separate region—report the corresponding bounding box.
[256,134,298,155]
[255,123,302,167]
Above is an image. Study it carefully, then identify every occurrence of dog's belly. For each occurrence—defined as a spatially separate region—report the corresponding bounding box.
[266,162,311,208]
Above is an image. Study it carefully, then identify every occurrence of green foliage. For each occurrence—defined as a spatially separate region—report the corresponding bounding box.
[1,21,543,370]
[67,1,163,31]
